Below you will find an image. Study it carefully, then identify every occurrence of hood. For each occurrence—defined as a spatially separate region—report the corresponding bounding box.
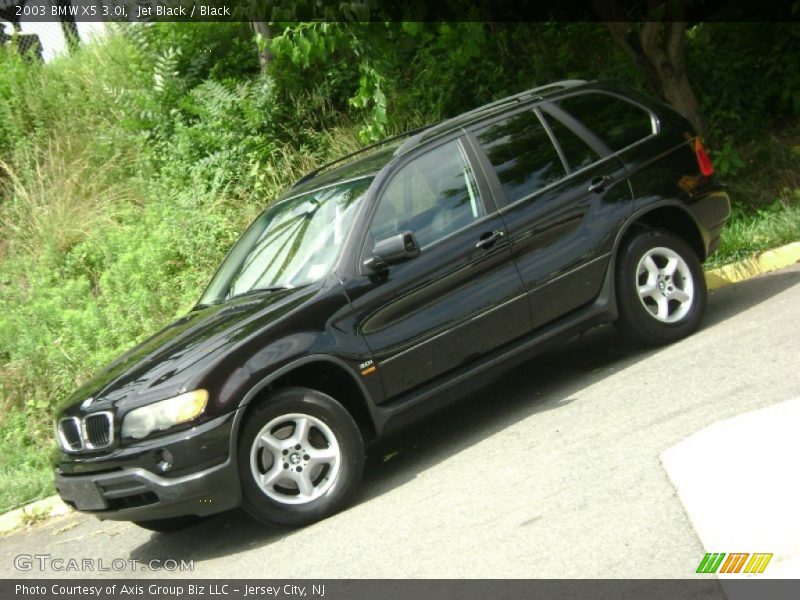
[58,285,317,416]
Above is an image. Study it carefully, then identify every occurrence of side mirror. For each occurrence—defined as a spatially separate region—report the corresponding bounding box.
[364,231,421,272]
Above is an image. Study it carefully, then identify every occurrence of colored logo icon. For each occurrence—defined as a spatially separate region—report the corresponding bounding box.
[696,553,773,574]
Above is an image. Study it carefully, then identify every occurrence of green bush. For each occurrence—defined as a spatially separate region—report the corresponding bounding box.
[688,22,800,139]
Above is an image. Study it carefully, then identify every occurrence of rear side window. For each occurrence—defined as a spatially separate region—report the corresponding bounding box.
[541,113,601,173]
[555,93,653,152]
[476,109,565,203]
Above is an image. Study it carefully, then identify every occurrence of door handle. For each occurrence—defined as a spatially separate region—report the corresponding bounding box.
[476,230,505,250]
[588,175,611,193]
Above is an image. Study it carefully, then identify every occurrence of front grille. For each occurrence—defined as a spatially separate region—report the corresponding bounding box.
[58,417,83,451]
[84,413,112,448]
[58,411,114,452]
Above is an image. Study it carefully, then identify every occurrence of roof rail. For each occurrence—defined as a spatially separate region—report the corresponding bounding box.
[291,125,433,188]
[449,80,586,122]
[393,79,587,157]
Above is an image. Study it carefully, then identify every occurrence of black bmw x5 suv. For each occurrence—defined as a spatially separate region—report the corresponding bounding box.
[54,80,730,530]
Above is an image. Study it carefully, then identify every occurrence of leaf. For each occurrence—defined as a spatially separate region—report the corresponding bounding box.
[402,22,421,37]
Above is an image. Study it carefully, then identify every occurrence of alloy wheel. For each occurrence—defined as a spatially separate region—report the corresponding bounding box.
[635,246,695,323]
[249,413,341,505]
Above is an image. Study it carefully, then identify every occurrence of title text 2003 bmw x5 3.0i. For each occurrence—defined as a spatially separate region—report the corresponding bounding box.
[54,80,730,531]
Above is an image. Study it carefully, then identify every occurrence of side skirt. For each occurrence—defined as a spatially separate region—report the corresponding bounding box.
[371,256,619,436]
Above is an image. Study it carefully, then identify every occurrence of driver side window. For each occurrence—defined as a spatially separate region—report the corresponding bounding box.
[370,139,485,249]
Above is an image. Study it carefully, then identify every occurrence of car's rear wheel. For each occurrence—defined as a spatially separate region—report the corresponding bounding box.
[238,387,364,527]
[616,229,707,345]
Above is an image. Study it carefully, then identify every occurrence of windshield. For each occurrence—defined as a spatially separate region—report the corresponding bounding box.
[200,177,373,305]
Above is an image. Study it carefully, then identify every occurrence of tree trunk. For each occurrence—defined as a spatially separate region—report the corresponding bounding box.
[657,64,705,138]
[593,0,709,139]
[251,21,271,74]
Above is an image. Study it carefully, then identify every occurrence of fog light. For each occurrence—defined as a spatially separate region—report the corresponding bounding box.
[157,449,174,472]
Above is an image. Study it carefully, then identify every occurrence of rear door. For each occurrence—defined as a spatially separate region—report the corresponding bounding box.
[549,91,661,212]
[467,103,633,330]
[341,135,530,401]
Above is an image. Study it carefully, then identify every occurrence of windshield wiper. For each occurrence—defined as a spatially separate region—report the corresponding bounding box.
[227,284,296,300]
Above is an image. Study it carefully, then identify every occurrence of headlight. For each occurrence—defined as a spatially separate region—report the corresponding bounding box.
[121,389,208,440]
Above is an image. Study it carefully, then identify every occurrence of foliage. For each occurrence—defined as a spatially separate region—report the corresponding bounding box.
[708,199,800,268]
[20,505,50,528]
[687,22,800,140]
[269,22,391,141]
[0,413,53,513]
[712,138,747,177]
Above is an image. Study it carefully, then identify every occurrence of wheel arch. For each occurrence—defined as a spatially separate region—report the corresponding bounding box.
[615,201,708,262]
[230,356,378,456]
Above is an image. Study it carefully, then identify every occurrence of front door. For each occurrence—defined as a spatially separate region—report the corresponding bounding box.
[341,135,530,402]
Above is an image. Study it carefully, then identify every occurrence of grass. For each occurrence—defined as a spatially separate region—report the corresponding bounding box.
[0,414,54,513]
[708,199,800,268]
[0,142,134,259]
[706,119,800,268]
[19,504,51,528]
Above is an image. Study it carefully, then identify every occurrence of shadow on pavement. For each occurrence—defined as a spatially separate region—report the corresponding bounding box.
[128,267,800,566]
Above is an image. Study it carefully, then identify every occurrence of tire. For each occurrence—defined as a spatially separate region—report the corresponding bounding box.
[615,229,707,346]
[238,387,364,527]
[132,516,202,533]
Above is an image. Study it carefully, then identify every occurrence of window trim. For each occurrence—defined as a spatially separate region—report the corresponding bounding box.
[550,90,661,156]
[467,103,635,213]
[466,104,571,209]
[535,106,571,175]
[465,91,662,212]
[356,133,495,275]
[539,101,611,160]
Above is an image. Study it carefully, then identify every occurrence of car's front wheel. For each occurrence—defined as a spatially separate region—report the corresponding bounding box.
[616,229,707,345]
[238,387,364,527]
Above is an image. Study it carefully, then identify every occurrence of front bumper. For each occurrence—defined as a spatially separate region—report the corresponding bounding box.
[53,412,242,521]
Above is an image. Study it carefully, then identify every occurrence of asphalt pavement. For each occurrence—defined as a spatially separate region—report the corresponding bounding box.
[1,264,798,579]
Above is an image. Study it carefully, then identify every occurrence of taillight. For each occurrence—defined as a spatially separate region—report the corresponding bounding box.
[694,138,714,177]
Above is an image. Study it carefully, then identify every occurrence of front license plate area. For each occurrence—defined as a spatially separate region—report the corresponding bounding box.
[57,479,108,511]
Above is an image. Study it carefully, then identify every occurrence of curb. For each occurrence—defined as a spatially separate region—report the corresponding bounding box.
[0,242,797,536]
[704,241,800,291]
[0,495,71,535]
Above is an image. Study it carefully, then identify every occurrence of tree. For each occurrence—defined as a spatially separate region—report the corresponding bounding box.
[251,21,271,73]
[592,0,708,138]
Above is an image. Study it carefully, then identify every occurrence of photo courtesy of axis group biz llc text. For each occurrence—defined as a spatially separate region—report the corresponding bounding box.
[15,583,326,597]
